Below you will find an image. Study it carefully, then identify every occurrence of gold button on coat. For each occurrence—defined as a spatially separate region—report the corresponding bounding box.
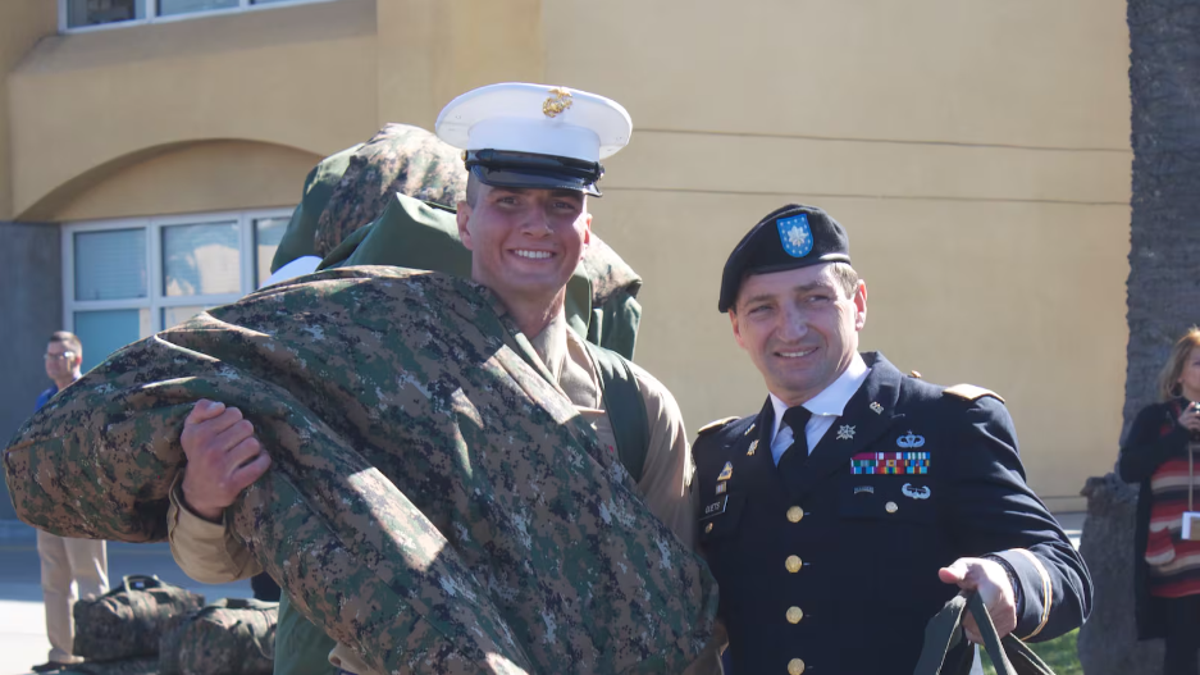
[788,658,806,675]
[786,606,804,624]
[785,555,803,573]
[885,501,899,513]
[787,506,805,523]
[705,523,714,533]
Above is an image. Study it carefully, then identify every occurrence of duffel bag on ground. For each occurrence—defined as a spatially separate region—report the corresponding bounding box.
[159,598,277,675]
[73,575,206,662]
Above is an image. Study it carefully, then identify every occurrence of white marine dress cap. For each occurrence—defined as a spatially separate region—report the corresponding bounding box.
[435,82,633,196]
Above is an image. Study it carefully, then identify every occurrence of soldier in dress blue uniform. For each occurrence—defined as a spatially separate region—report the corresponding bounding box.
[694,204,1092,675]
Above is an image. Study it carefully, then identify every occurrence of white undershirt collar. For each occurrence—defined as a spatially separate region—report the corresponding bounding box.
[768,352,870,463]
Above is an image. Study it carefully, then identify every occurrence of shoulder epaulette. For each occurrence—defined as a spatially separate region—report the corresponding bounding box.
[944,383,1005,403]
[697,416,739,436]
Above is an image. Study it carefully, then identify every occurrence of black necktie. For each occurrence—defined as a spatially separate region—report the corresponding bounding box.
[779,406,813,468]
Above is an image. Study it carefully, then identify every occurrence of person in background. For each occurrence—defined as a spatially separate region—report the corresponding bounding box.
[1119,327,1200,675]
[31,331,110,673]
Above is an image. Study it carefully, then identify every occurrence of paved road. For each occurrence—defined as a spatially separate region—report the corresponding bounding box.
[0,514,1085,675]
[0,521,251,675]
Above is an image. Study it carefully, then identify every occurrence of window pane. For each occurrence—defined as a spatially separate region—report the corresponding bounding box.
[157,0,238,16]
[162,305,206,329]
[65,0,145,28]
[254,217,289,288]
[73,309,152,373]
[163,222,241,297]
[74,229,147,301]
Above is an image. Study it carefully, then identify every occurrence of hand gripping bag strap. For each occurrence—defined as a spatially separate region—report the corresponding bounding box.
[583,341,650,483]
[913,591,1055,675]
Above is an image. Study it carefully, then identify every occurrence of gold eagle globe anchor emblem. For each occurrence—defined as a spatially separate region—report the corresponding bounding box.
[542,87,573,118]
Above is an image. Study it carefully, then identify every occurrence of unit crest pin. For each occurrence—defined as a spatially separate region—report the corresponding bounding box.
[747,439,759,456]
[717,461,733,481]
[869,402,884,415]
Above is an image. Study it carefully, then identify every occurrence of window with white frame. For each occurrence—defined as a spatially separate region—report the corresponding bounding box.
[64,210,291,372]
[60,0,334,32]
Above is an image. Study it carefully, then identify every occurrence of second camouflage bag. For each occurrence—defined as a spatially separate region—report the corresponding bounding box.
[159,598,278,675]
[73,575,206,662]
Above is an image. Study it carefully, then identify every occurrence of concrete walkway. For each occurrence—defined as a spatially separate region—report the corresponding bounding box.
[0,513,1088,675]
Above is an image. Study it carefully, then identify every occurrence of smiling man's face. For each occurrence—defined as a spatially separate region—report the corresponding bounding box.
[729,262,867,406]
[457,182,591,310]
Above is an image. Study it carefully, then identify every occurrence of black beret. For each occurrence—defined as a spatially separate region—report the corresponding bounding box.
[717,204,851,312]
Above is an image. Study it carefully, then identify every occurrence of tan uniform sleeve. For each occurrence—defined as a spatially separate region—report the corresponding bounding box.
[630,364,698,552]
[630,366,721,674]
[167,472,263,584]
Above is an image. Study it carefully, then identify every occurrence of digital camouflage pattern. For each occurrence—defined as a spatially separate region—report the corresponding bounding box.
[73,575,206,662]
[61,657,158,675]
[5,267,718,675]
[158,598,277,675]
[313,124,467,259]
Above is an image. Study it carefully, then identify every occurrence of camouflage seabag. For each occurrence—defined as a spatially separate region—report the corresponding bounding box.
[7,268,718,675]
[73,575,206,662]
[159,598,277,675]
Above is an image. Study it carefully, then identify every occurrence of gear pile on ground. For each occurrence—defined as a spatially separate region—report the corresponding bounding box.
[63,575,205,675]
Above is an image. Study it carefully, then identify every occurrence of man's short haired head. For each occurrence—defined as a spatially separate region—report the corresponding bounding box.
[46,330,83,373]
[722,205,866,406]
[437,83,633,317]
[49,331,82,357]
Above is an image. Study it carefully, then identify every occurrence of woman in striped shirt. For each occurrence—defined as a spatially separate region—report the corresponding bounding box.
[1120,327,1200,675]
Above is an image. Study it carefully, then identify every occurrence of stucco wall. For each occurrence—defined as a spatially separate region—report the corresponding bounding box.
[8,0,379,220]
[559,0,1132,510]
[0,222,62,521]
[0,1,57,220]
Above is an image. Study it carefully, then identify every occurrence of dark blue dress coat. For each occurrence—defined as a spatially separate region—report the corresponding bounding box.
[693,352,1091,675]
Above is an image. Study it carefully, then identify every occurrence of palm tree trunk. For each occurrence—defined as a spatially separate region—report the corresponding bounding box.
[1124,0,1200,431]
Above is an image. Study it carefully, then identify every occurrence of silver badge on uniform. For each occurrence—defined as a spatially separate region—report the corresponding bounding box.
[902,483,931,500]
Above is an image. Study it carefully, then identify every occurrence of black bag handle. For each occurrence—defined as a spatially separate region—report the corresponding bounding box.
[117,574,164,594]
[913,590,1055,675]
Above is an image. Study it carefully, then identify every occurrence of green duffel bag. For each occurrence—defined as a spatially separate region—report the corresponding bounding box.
[73,575,206,662]
[61,656,158,675]
[914,590,1056,675]
[159,598,277,675]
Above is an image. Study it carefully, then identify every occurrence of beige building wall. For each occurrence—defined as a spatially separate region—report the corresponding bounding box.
[3,0,1130,509]
[557,0,1132,510]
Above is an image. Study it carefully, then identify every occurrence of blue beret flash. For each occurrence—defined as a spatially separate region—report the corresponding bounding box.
[717,204,852,313]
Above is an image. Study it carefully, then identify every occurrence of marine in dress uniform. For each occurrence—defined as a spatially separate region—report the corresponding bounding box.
[694,204,1092,675]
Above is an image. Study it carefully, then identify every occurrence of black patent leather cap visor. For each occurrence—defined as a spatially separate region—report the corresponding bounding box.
[465,149,605,197]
